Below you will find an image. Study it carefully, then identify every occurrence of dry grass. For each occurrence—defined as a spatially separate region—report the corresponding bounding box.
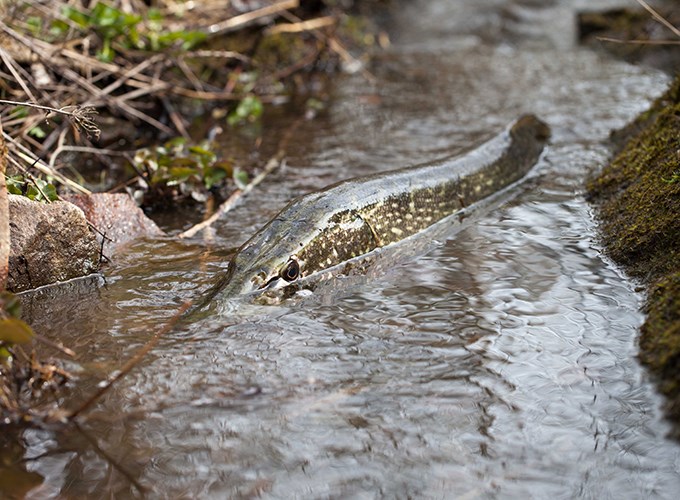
[0,0,363,194]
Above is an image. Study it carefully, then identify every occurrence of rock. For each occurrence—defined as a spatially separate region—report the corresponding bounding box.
[8,194,100,292]
[62,193,164,258]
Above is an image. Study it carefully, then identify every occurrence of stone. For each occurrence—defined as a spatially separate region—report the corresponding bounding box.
[62,193,164,258]
[7,194,100,292]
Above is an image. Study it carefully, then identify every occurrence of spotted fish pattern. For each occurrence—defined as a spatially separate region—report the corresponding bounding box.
[216,114,550,299]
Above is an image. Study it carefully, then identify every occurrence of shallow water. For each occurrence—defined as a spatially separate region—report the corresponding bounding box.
[5,0,680,498]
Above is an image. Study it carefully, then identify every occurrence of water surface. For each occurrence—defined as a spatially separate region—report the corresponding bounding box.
[7,0,680,498]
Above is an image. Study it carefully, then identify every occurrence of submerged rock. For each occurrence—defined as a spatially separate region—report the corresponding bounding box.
[8,195,100,292]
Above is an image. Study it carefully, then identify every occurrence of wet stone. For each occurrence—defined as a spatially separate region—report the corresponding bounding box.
[7,194,100,292]
[62,193,164,258]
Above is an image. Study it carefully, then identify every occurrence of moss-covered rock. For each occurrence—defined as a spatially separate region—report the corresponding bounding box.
[640,273,680,433]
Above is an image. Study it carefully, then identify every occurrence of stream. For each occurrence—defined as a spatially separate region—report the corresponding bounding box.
[5,0,680,498]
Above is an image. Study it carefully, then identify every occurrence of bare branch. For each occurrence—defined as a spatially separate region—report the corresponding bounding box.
[635,0,680,39]
[178,115,304,239]
[266,16,336,35]
[205,0,300,35]
[0,121,8,291]
[3,131,92,194]
[597,36,680,45]
[67,301,192,420]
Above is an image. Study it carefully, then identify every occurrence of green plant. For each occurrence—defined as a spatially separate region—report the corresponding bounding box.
[5,175,59,202]
[5,175,58,202]
[132,138,248,202]
[0,293,34,360]
[58,2,206,62]
[228,95,264,126]
[662,168,680,184]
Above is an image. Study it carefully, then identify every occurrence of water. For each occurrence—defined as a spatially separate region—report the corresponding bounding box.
[5,0,680,498]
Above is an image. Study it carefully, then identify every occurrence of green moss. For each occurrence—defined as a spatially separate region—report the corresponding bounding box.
[588,75,680,436]
[640,273,680,436]
[641,274,680,374]
[587,77,680,282]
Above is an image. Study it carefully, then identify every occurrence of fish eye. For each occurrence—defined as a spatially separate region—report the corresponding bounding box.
[280,259,300,282]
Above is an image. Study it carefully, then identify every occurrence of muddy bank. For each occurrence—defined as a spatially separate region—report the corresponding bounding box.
[587,75,680,436]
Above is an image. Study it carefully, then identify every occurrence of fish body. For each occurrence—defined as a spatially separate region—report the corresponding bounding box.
[216,115,549,301]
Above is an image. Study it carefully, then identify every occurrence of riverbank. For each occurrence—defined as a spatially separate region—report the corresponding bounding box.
[0,0,389,424]
[587,74,680,437]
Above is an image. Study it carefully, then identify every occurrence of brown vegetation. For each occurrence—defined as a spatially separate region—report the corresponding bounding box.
[0,0,381,203]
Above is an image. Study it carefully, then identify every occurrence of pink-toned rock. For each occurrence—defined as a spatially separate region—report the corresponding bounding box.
[62,193,164,257]
[8,194,100,292]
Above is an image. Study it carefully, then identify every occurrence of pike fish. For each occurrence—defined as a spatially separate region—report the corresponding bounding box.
[214,114,549,303]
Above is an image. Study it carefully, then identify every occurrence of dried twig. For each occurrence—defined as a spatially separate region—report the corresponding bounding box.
[0,121,8,291]
[0,99,100,138]
[598,1,680,47]
[2,133,92,194]
[181,49,250,63]
[31,332,76,358]
[0,47,38,103]
[596,37,680,45]
[266,16,336,35]
[177,116,304,239]
[178,156,286,239]
[635,0,680,38]
[48,144,130,169]
[205,0,300,35]
[280,10,376,82]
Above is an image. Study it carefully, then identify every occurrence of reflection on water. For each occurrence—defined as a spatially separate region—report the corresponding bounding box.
[4,0,680,498]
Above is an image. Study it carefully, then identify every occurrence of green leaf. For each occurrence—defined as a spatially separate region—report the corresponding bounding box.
[0,318,34,344]
[169,166,199,180]
[233,169,249,189]
[28,126,47,139]
[42,183,59,202]
[188,145,216,158]
[6,176,24,195]
[228,96,263,126]
[150,169,170,185]
[165,137,187,149]
[91,3,123,27]
[212,161,234,177]
[147,8,163,22]
[26,184,40,200]
[169,157,198,168]
[9,106,28,119]
[49,19,70,36]
[179,31,207,50]
[203,167,227,189]
[62,6,91,28]
[0,292,22,319]
[23,179,58,202]
[26,16,43,36]
[97,39,115,62]
[157,30,206,50]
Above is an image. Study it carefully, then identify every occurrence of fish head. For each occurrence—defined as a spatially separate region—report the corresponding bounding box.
[217,196,328,300]
[224,239,301,298]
